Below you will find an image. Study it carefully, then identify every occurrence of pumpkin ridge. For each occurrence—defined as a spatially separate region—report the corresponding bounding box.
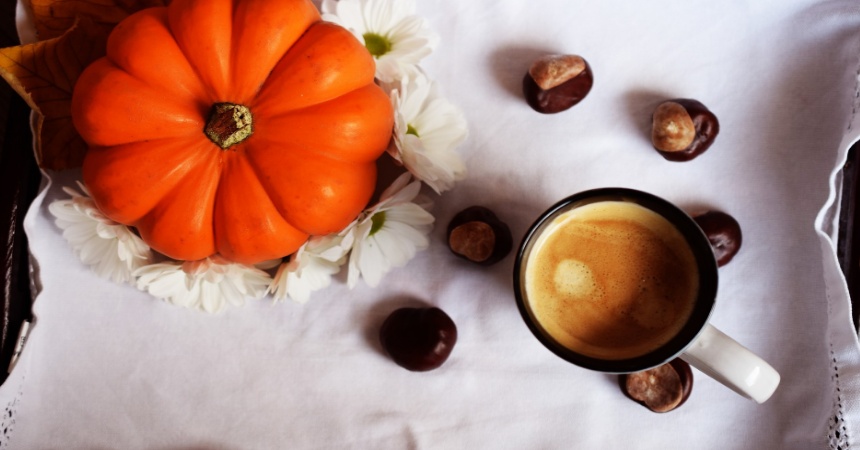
[242,144,376,235]
[228,0,321,104]
[250,21,376,116]
[158,17,222,107]
[133,148,222,261]
[72,58,206,147]
[240,142,308,229]
[105,7,212,109]
[82,136,213,224]
[239,144,367,239]
[167,0,235,102]
[214,152,309,263]
[252,83,394,164]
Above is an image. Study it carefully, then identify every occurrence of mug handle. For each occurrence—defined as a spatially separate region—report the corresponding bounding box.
[679,324,780,403]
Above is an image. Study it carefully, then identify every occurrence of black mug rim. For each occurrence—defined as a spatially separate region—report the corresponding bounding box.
[513,188,719,374]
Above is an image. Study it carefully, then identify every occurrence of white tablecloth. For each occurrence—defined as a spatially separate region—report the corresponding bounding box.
[3,0,860,448]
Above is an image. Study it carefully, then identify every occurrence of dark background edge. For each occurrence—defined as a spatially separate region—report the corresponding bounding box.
[0,0,40,386]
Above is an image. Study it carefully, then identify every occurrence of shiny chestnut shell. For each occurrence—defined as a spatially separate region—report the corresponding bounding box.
[693,210,742,266]
[619,359,693,413]
[447,206,513,266]
[651,98,719,162]
[523,55,594,114]
[379,307,458,372]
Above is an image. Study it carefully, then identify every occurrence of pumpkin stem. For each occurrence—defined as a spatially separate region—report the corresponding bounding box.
[204,103,253,149]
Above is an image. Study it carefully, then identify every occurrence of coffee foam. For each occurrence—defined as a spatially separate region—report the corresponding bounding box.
[524,201,699,360]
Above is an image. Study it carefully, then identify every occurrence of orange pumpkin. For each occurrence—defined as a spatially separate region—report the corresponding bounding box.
[71,0,394,265]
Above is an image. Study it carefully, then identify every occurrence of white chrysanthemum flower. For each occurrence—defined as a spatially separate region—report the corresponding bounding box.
[134,256,272,313]
[345,173,434,288]
[321,0,439,82]
[386,74,468,194]
[269,234,352,304]
[48,183,152,283]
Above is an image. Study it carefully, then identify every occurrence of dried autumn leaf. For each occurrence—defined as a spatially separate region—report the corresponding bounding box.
[0,18,108,170]
[27,0,170,41]
[0,0,172,170]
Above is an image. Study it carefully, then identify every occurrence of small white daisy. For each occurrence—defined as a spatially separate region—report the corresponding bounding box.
[345,173,434,288]
[321,0,439,82]
[386,74,468,194]
[48,183,152,283]
[269,234,352,304]
[134,256,272,313]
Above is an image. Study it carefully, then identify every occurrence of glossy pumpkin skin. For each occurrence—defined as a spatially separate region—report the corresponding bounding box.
[71,0,394,264]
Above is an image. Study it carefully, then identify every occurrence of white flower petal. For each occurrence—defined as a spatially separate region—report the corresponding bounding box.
[344,175,434,288]
[286,273,313,304]
[321,0,437,82]
[379,172,416,203]
[134,257,272,313]
[375,230,413,267]
[347,238,364,289]
[384,216,432,245]
[269,262,294,301]
[357,237,389,287]
[268,232,349,303]
[389,76,468,194]
[49,186,153,284]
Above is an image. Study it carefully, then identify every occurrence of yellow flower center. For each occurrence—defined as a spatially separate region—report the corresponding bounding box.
[370,211,386,236]
[363,33,392,58]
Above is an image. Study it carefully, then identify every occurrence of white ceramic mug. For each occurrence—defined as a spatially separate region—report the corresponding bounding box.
[513,188,779,403]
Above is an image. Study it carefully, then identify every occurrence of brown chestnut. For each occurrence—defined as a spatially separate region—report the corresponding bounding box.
[523,54,593,114]
[651,99,719,161]
[379,307,457,372]
[619,359,693,413]
[693,210,742,267]
[447,206,513,265]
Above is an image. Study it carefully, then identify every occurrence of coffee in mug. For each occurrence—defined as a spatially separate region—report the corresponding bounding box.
[514,188,780,403]
[523,200,698,361]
